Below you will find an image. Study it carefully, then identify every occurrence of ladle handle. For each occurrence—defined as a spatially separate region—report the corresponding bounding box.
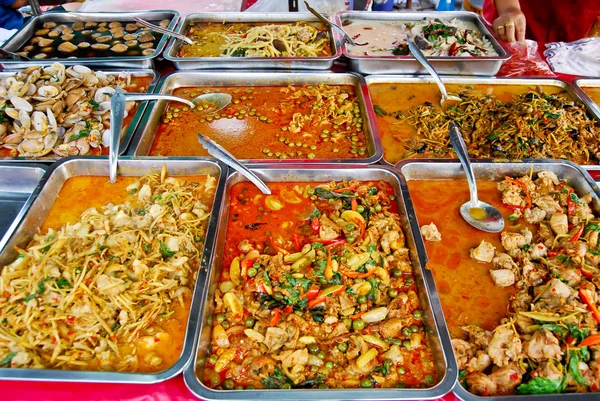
[407,39,449,100]
[449,122,479,205]
[109,88,126,184]
[133,17,194,45]
[123,93,195,109]
[197,134,271,195]
[304,1,356,45]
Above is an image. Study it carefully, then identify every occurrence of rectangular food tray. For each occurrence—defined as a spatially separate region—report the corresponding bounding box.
[572,78,600,121]
[163,12,341,70]
[363,75,593,166]
[395,159,600,401]
[0,156,227,383]
[0,10,179,70]
[0,69,158,162]
[335,11,510,76]
[129,71,383,164]
[183,163,457,400]
[0,163,47,252]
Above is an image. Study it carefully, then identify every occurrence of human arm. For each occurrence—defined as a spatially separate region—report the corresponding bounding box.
[0,0,29,9]
[492,0,526,42]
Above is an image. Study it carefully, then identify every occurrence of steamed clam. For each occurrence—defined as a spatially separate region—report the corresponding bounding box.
[0,62,135,158]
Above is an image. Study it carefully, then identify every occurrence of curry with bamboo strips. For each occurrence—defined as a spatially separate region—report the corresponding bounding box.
[178,22,332,58]
[412,171,600,395]
[0,166,217,372]
[203,180,437,390]
[369,82,599,165]
[150,85,369,160]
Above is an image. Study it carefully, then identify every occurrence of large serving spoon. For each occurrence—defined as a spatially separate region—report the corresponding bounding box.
[0,48,30,61]
[304,1,365,46]
[191,93,232,114]
[449,121,504,233]
[108,90,195,183]
[407,38,462,109]
[133,16,195,46]
[197,134,271,195]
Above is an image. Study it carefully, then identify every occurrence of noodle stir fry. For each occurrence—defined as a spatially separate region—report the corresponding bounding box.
[0,167,216,371]
[393,88,600,164]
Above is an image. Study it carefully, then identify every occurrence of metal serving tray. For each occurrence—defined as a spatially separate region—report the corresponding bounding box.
[335,11,510,76]
[395,159,600,401]
[364,75,594,166]
[129,71,383,164]
[0,163,47,252]
[183,164,457,401]
[0,11,179,70]
[0,157,227,383]
[572,78,600,120]
[0,69,158,162]
[163,12,341,70]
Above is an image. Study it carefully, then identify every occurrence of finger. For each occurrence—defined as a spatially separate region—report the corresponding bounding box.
[504,22,516,42]
[515,18,526,42]
[496,25,507,42]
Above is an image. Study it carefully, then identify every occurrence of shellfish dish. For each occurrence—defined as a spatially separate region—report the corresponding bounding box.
[203,180,438,390]
[0,166,218,372]
[0,63,151,158]
[15,19,170,60]
[410,171,600,396]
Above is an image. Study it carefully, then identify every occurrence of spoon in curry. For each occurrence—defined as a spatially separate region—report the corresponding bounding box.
[449,122,504,233]
[407,38,462,109]
[191,92,232,114]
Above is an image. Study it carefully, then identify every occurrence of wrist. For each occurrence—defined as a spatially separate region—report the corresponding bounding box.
[495,1,521,15]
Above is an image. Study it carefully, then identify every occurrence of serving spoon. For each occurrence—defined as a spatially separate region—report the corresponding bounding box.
[407,38,462,109]
[304,1,365,46]
[133,16,195,46]
[191,93,232,114]
[197,134,271,195]
[108,90,196,184]
[449,121,504,233]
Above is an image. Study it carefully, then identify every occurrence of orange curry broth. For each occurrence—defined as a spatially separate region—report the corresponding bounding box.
[407,180,536,339]
[0,76,152,158]
[205,181,437,389]
[582,86,600,107]
[149,85,369,160]
[39,174,214,373]
[368,83,569,165]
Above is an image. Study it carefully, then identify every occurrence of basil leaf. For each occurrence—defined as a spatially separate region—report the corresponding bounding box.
[159,241,175,258]
[373,105,387,117]
[570,192,585,205]
[516,377,563,395]
[0,352,16,366]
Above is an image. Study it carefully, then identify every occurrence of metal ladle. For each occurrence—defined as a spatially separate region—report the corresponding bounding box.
[304,1,365,46]
[449,122,504,233]
[133,16,195,45]
[197,134,271,195]
[191,93,232,114]
[407,38,463,109]
[108,89,195,183]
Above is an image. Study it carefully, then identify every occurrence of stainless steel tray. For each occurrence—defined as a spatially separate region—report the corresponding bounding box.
[129,71,383,164]
[0,11,179,70]
[363,75,594,166]
[0,157,227,383]
[0,69,158,162]
[163,12,341,70]
[395,159,600,401]
[335,11,510,76]
[183,164,457,401]
[0,163,47,252]
[572,78,600,121]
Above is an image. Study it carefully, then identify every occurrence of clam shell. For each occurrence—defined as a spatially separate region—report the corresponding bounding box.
[10,97,33,112]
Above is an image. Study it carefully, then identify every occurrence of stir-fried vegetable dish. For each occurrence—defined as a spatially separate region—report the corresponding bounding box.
[151,85,370,160]
[373,85,600,164]
[343,18,497,57]
[203,181,437,390]
[0,167,216,372]
[426,170,600,395]
[178,22,332,58]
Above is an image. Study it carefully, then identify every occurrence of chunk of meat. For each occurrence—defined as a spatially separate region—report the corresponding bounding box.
[524,207,546,224]
[420,223,441,242]
[470,240,495,263]
[461,325,491,349]
[492,253,517,270]
[452,339,473,370]
[501,230,531,254]
[549,212,568,235]
[263,327,288,351]
[532,360,564,382]
[537,171,560,185]
[537,278,574,309]
[563,240,588,259]
[520,259,546,287]
[488,362,523,395]
[319,214,341,241]
[467,372,498,396]
[534,195,562,215]
[490,269,516,287]
[488,326,522,367]
[529,243,548,261]
[523,328,563,362]
[467,350,492,373]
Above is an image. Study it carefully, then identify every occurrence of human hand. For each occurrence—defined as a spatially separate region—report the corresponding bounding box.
[493,7,526,42]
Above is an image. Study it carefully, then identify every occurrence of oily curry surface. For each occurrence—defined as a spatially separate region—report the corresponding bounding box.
[150,85,370,160]
[0,172,216,372]
[203,181,438,390]
[407,180,523,338]
[369,83,597,165]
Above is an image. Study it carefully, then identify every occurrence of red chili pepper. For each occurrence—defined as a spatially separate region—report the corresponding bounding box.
[356,219,366,242]
[66,316,75,325]
[448,42,458,56]
[580,288,600,324]
[580,333,600,347]
[267,235,289,255]
[306,287,320,301]
[283,305,293,314]
[270,309,281,327]
[570,224,584,242]
[567,189,575,216]
[351,310,366,320]
[566,335,574,345]
[316,238,347,247]
[324,247,333,280]
[351,198,358,212]
[504,204,525,211]
[340,266,376,279]
[548,249,565,257]
[292,233,302,252]
[311,217,320,232]
[256,284,267,293]
[581,267,595,279]
[307,285,346,309]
